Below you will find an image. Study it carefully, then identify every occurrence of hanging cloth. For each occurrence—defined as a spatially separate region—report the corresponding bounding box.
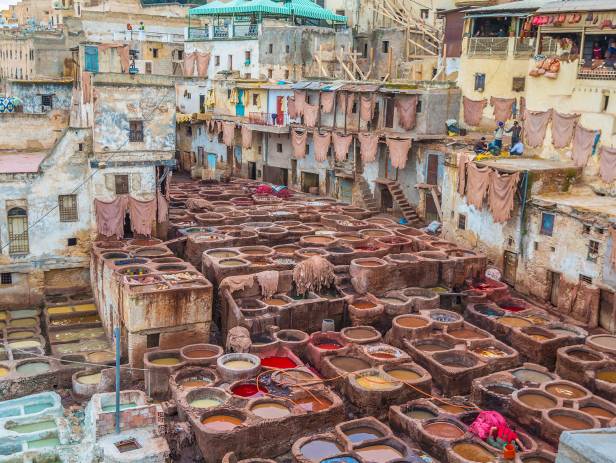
[288,97,298,119]
[610,227,616,270]
[359,94,375,122]
[241,126,252,149]
[465,162,491,210]
[463,97,487,127]
[338,92,355,113]
[488,170,520,223]
[82,71,92,104]
[118,45,130,73]
[205,89,215,108]
[293,90,306,117]
[599,146,616,183]
[94,196,128,238]
[292,129,307,159]
[551,111,580,148]
[358,132,379,163]
[490,97,515,122]
[386,137,412,170]
[395,95,418,130]
[222,121,236,146]
[183,51,196,77]
[128,196,157,237]
[571,125,597,167]
[229,88,239,104]
[157,191,168,223]
[196,52,211,78]
[320,92,335,113]
[313,131,331,162]
[303,103,319,128]
[333,132,353,162]
[216,120,222,135]
[519,97,526,120]
[524,109,552,148]
[457,153,469,196]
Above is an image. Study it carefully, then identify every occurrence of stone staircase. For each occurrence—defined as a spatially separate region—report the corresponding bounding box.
[377,178,423,227]
[355,176,379,213]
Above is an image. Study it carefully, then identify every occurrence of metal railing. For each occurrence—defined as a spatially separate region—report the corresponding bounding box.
[111,30,184,43]
[468,37,508,57]
[514,37,535,57]
[247,112,289,126]
[213,25,229,39]
[188,28,210,40]
[577,63,616,80]
[233,24,258,38]
[540,36,559,56]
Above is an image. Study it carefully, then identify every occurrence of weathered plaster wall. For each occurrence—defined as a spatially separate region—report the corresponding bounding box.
[187,39,260,80]
[8,81,72,113]
[0,110,68,151]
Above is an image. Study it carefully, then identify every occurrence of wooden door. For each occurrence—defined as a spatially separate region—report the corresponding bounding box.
[427,154,439,185]
[549,271,560,306]
[503,251,518,285]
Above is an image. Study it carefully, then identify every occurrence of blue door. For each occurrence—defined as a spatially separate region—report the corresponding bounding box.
[236,89,245,116]
[84,46,99,73]
[207,153,217,171]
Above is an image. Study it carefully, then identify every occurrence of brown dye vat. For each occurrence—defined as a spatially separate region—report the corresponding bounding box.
[201,415,243,432]
[579,406,615,419]
[344,328,377,340]
[550,414,592,430]
[530,334,550,341]
[356,445,403,462]
[362,230,389,237]
[416,343,448,352]
[251,402,291,419]
[330,356,370,372]
[452,443,494,463]
[498,316,532,328]
[387,369,421,381]
[352,300,377,310]
[219,259,245,267]
[526,315,549,325]
[207,251,238,259]
[371,351,396,359]
[300,440,343,462]
[181,379,212,388]
[597,370,616,383]
[471,346,507,358]
[304,236,335,244]
[9,318,37,328]
[275,246,298,255]
[518,393,557,409]
[486,384,516,395]
[356,259,383,267]
[439,404,467,414]
[448,328,486,340]
[591,335,616,350]
[567,350,602,362]
[184,349,218,359]
[242,249,270,255]
[423,422,464,438]
[397,317,429,328]
[545,384,586,399]
[263,298,288,306]
[295,395,332,412]
[406,408,437,420]
[49,315,100,327]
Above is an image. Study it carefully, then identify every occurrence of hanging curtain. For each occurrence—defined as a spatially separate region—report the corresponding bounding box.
[313,131,331,162]
[395,95,418,130]
[338,92,355,113]
[358,132,379,163]
[303,103,319,128]
[157,191,168,223]
[320,92,335,113]
[359,95,375,122]
[333,132,353,162]
[551,111,580,148]
[490,97,515,122]
[196,52,211,78]
[292,129,307,159]
[222,121,236,146]
[488,170,520,223]
[599,146,616,183]
[241,126,252,149]
[94,196,128,238]
[465,163,491,210]
[293,90,306,116]
[183,51,196,77]
[128,197,157,237]
[524,109,552,148]
[463,97,487,127]
[457,153,469,196]
[385,137,412,169]
[571,125,597,167]
[288,97,298,118]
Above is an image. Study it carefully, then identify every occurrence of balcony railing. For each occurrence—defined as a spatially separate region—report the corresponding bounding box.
[540,36,559,56]
[233,24,258,38]
[187,23,262,41]
[514,37,535,58]
[213,25,229,39]
[577,62,616,80]
[468,37,508,57]
[247,112,290,127]
[112,30,184,43]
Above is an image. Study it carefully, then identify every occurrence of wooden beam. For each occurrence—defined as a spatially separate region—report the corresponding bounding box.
[336,50,356,81]
[430,185,442,222]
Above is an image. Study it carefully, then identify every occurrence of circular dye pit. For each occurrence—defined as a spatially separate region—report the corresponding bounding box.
[545,383,587,399]
[448,328,487,340]
[87,351,115,363]
[16,362,50,375]
[351,300,377,310]
[452,443,494,463]
[231,383,268,398]
[471,346,508,359]
[486,384,516,396]
[330,356,370,373]
[343,327,378,341]
[263,298,288,306]
[261,356,297,369]
[77,372,101,385]
[300,440,343,462]
[295,395,332,412]
[219,259,246,267]
[596,370,616,383]
[190,398,222,409]
[590,335,616,351]
[436,403,468,414]
[344,426,384,443]
[355,374,397,391]
[8,339,41,349]
[579,405,615,419]
[180,378,213,389]
[150,357,181,366]
[379,297,406,305]
[498,316,532,328]
[368,350,400,360]
[356,445,403,462]
[314,340,343,350]
[251,402,291,419]
[549,413,592,430]
[430,312,459,323]
[207,250,239,259]
[512,369,553,384]
[406,407,437,420]
[10,309,37,319]
[183,348,219,359]
[423,421,464,439]
[517,392,557,409]
[201,415,243,432]
[8,331,36,340]
[397,316,429,328]
[566,349,602,362]
[9,318,38,328]
[386,369,421,381]
[224,360,256,370]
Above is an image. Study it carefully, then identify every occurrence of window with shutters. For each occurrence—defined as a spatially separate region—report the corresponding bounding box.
[58,194,78,222]
[41,94,53,109]
[129,120,144,142]
[587,240,600,263]
[115,175,129,194]
[512,77,525,92]
[474,73,486,92]
[7,207,29,255]
[540,213,554,236]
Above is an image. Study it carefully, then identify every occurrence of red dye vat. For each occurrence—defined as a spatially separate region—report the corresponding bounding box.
[261,356,297,369]
[500,305,525,313]
[315,341,343,350]
[231,383,268,398]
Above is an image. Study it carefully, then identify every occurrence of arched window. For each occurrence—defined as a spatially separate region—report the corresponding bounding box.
[7,207,29,255]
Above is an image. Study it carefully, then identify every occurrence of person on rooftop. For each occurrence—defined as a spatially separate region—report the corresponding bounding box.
[488,121,504,155]
[474,137,488,154]
[505,120,522,148]
[510,140,524,156]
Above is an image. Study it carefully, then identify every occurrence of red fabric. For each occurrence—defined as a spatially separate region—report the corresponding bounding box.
[396,95,418,130]
[490,97,515,122]
[571,125,596,167]
[358,132,379,163]
[292,129,307,159]
[183,52,196,77]
[359,95,375,122]
[465,162,491,210]
[294,90,306,117]
[469,411,509,440]
[313,131,331,162]
[303,103,319,128]
[524,109,552,147]
[95,196,128,238]
[463,97,487,126]
[488,170,520,223]
[241,125,252,149]
[222,121,236,146]
[551,111,580,148]
[82,71,92,104]
[386,137,412,169]
[333,132,353,161]
[320,92,335,113]
[600,146,616,183]
[128,197,157,237]
[196,52,211,78]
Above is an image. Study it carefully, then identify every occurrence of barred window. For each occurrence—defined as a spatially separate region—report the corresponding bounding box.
[7,207,29,255]
[129,120,144,142]
[58,194,78,222]
[0,273,12,285]
[115,175,129,195]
